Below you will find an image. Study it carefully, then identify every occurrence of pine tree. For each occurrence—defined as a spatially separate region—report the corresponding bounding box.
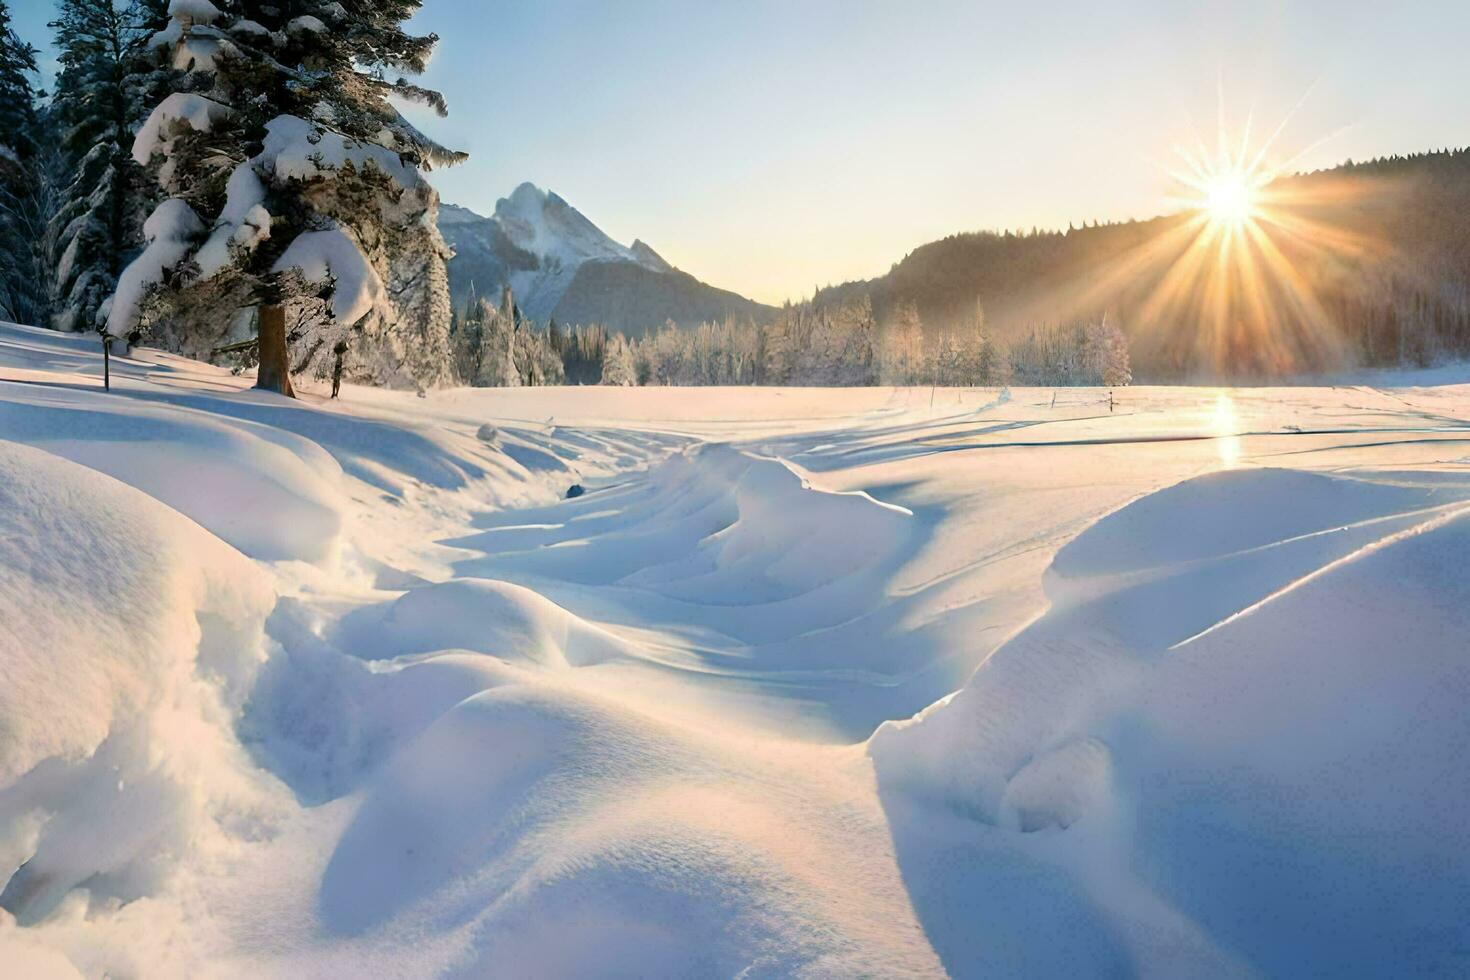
[1084,313,1132,386]
[599,332,636,386]
[106,0,467,395]
[0,1,53,325]
[47,0,167,332]
[881,300,924,385]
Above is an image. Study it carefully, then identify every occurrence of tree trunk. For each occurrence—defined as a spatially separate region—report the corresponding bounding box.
[255,304,295,397]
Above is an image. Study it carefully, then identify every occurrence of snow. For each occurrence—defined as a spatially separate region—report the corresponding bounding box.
[271,228,384,326]
[194,163,271,279]
[259,114,422,189]
[444,184,673,320]
[285,15,327,34]
[105,199,205,336]
[2,325,1470,975]
[166,0,223,23]
[131,93,233,168]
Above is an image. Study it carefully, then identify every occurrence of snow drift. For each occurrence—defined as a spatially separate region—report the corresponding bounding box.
[872,466,1470,975]
[0,441,278,948]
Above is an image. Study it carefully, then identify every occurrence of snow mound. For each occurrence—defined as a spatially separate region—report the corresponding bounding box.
[333,578,641,668]
[456,444,916,646]
[317,682,937,974]
[872,466,1470,974]
[0,384,346,563]
[0,441,278,926]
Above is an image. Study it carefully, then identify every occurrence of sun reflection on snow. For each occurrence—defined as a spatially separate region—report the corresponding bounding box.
[1212,392,1241,468]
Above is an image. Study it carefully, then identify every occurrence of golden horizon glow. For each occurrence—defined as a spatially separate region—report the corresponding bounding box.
[1042,92,1380,378]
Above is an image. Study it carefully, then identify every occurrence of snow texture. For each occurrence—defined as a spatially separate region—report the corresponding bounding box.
[194,163,271,279]
[2,322,1469,976]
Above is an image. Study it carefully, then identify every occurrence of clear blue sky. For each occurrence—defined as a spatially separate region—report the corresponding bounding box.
[13,0,1470,303]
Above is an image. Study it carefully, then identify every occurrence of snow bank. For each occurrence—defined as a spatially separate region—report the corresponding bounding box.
[271,228,385,327]
[334,578,641,668]
[871,466,1470,974]
[0,441,278,929]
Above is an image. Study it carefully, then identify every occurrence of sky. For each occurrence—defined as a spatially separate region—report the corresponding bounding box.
[12,0,1470,304]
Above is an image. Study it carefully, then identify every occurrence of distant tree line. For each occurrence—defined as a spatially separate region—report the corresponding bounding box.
[450,289,1131,388]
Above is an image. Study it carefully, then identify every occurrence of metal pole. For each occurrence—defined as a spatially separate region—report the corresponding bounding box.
[103,334,110,391]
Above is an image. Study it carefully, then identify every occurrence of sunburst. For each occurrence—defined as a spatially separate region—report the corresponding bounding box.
[1113,93,1372,376]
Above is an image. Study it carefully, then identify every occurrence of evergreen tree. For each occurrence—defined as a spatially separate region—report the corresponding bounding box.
[106,0,466,395]
[881,301,924,385]
[0,1,52,325]
[47,0,166,332]
[600,333,636,385]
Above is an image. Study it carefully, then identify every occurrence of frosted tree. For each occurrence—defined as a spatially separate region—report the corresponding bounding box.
[46,0,169,332]
[930,332,962,386]
[106,0,466,395]
[600,332,636,386]
[881,300,925,385]
[0,1,52,326]
[473,301,518,387]
[1084,314,1132,386]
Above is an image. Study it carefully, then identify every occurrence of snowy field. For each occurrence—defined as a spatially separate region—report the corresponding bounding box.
[1,320,1468,977]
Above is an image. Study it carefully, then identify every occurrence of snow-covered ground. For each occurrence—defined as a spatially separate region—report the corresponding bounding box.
[1,320,1468,977]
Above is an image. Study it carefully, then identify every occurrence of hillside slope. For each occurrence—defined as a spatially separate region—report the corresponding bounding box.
[816,148,1470,379]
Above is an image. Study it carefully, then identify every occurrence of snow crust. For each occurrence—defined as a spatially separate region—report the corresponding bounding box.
[3,323,1470,975]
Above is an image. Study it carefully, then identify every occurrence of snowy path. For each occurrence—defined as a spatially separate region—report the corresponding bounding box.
[3,322,1469,976]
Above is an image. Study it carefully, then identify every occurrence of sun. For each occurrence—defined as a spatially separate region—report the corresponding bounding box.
[1202,172,1257,225]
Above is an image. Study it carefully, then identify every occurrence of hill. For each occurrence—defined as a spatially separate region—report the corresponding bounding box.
[814,148,1470,378]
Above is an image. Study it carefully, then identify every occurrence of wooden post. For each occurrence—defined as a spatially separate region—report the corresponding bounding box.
[255,304,295,397]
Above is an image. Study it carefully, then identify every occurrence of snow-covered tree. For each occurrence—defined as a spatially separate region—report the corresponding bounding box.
[600,332,636,386]
[478,289,520,387]
[1084,313,1132,386]
[881,300,924,385]
[0,1,53,326]
[46,0,169,332]
[106,0,466,395]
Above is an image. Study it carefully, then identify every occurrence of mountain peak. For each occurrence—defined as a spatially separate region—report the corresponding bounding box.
[441,182,775,334]
[630,239,673,273]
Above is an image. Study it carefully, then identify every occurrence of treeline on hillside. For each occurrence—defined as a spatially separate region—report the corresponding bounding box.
[449,292,1132,389]
[812,148,1470,380]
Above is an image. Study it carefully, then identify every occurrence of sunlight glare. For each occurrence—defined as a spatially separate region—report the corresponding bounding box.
[1203,173,1256,225]
[1211,392,1241,468]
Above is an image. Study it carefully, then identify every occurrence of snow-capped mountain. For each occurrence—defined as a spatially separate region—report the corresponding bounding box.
[440,183,774,335]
